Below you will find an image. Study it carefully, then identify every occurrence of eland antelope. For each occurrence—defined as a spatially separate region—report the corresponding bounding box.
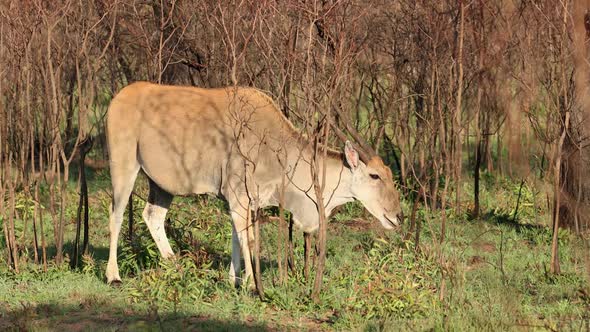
[105,82,402,286]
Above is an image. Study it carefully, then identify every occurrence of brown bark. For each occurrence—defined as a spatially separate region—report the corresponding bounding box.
[304,232,311,282]
[454,0,465,213]
[473,0,485,219]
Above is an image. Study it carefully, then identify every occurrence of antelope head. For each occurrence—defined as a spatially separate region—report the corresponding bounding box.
[343,140,403,229]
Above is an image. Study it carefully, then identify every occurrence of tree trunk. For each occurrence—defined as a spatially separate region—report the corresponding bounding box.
[561,1,590,232]
[454,0,465,213]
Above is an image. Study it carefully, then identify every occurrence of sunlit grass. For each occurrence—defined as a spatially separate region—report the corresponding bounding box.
[0,172,588,331]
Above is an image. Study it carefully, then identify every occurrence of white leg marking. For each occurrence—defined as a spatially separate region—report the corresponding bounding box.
[229,224,242,287]
[231,211,255,289]
[106,204,124,283]
[143,202,174,258]
[106,171,139,283]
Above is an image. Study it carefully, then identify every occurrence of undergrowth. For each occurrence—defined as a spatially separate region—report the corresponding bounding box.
[0,172,588,331]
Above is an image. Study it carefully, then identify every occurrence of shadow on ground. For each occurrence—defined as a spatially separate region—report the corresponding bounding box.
[481,210,547,233]
[0,301,275,331]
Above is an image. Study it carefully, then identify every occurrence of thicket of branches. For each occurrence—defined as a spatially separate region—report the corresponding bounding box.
[1,0,589,279]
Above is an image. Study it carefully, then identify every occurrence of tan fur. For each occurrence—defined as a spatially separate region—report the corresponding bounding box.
[105,82,402,286]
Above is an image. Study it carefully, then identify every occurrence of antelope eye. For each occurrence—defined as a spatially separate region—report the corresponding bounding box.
[370,173,380,180]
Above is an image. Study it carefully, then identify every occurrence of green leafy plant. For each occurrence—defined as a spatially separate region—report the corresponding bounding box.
[347,237,438,320]
[127,255,215,315]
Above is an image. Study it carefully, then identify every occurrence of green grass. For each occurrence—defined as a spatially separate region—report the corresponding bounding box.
[0,170,589,331]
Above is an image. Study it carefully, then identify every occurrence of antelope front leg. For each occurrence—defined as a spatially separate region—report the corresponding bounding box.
[229,224,242,287]
[230,209,255,289]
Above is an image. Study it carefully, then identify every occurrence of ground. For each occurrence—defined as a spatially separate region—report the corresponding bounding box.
[0,170,588,331]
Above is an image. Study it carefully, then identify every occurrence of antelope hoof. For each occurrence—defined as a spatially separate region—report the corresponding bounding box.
[108,279,123,287]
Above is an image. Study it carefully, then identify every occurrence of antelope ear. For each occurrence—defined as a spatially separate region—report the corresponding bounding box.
[344,140,359,170]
